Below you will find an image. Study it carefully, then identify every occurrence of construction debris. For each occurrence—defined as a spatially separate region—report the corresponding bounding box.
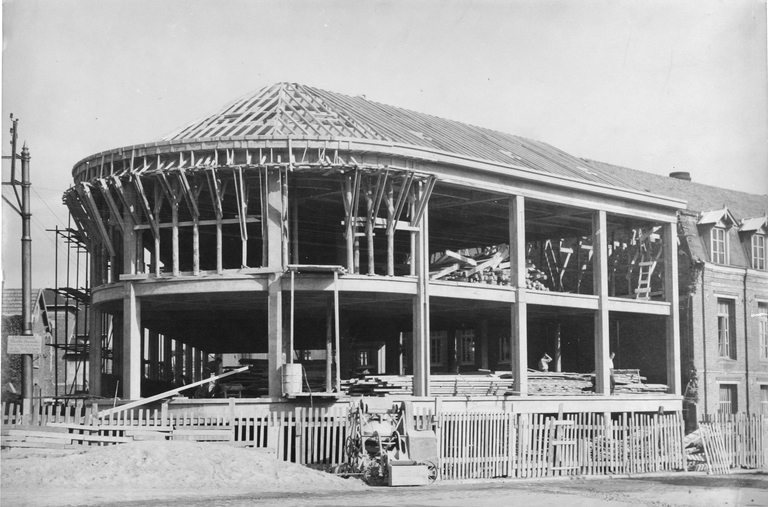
[429,244,549,290]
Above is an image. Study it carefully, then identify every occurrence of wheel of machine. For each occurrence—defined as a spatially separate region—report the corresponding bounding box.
[419,460,438,484]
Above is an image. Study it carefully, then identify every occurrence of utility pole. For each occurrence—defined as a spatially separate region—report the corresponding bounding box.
[2,115,34,413]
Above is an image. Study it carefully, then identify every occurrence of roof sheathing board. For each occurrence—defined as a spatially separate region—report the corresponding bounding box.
[159,83,636,189]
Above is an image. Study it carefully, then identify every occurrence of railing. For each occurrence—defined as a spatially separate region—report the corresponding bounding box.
[699,413,765,469]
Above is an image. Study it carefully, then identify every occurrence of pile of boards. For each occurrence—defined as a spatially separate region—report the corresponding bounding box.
[527,371,595,395]
[428,244,550,290]
[343,374,516,397]
[613,369,669,394]
[343,370,668,397]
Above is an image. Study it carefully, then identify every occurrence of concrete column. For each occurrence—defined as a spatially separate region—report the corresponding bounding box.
[510,195,528,395]
[413,187,430,396]
[266,168,285,397]
[663,222,682,395]
[122,282,142,399]
[593,210,610,395]
[88,248,103,397]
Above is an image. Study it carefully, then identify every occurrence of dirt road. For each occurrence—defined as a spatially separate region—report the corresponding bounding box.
[24,472,767,507]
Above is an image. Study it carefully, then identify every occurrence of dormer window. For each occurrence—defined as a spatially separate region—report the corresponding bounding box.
[699,208,737,266]
[739,216,768,271]
[753,234,766,270]
[711,227,727,264]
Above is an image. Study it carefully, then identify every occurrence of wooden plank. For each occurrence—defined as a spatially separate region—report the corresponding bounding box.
[69,433,133,444]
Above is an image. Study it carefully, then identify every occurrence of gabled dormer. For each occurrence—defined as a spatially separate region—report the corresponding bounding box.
[739,215,768,270]
[698,208,738,265]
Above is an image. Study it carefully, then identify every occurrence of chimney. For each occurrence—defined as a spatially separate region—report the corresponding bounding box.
[669,171,691,181]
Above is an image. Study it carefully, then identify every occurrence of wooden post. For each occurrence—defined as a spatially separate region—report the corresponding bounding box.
[334,271,341,392]
[386,179,395,276]
[593,210,610,395]
[266,168,285,398]
[163,334,173,383]
[291,179,299,264]
[326,298,333,392]
[510,195,527,395]
[172,199,179,276]
[343,174,355,272]
[192,215,200,275]
[663,222,682,395]
[122,282,142,399]
[365,180,375,275]
[554,322,562,373]
[149,330,159,380]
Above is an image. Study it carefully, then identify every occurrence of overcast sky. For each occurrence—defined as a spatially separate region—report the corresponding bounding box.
[2,0,767,289]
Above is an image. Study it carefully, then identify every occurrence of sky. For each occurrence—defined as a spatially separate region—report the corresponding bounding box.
[2,0,767,290]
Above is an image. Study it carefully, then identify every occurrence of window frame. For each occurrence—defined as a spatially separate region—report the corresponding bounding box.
[456,329,475,366]
[430,330,447,367]
[759,303,768,361]
[718,383,738,415]
[761,385,768,415]
[717,298,737,360]
[752,234,766,270]
[711,226,728,264]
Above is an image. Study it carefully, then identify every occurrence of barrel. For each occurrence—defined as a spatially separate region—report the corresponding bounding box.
[282,363,303,395]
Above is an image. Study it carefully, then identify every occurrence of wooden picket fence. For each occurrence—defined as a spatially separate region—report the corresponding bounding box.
[437,411,686,480]
[6,401,722,478]
[698,413,765,469]
[1,401,348,466]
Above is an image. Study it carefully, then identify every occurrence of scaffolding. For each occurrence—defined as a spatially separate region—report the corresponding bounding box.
[47,224,113,399]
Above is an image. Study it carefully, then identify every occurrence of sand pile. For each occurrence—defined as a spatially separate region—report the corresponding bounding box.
[1,441,364,506]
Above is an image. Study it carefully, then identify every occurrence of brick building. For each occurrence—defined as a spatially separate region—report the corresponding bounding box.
[588,161,768,418]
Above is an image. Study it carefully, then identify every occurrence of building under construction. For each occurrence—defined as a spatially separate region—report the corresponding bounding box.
[62,82,684,416]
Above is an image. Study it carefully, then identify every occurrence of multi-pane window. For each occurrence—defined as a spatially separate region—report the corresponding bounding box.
[456,329,475,365]
[711,227,727,264]
[430,331,447,367]
[718,384,738,414]
[752,234,766,270]
[762,386,768,415]
[760,303,768,360]
[717,299,736,359]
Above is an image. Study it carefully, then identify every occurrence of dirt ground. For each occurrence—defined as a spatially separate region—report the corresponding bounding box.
[2,441,766,507]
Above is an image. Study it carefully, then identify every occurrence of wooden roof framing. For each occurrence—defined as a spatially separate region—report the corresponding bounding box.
[158,83,639,191]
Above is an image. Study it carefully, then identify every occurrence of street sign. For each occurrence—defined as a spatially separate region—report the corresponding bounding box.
[6,335,42,355]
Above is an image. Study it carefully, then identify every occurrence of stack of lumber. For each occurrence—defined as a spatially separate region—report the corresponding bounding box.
[343,374,516,397]
[343,375,413,396]
[428,244,549,290]
[526,371,595,395]
[613,369,669,394]
[526,261,549,291]
[343,370,668,397]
